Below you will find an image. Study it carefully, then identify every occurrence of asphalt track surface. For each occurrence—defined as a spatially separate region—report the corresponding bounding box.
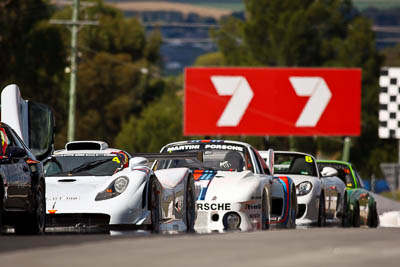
[1,195,399,267]
[1,227,400,267]
[373,193,400,214]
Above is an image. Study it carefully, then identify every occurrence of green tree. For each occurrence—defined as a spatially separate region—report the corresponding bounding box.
[0,0,67,142]
[382,44,400,67]
[206,0,385,177]
[52,0,164,148]
[194,52,226,66]
[116,88,184,153]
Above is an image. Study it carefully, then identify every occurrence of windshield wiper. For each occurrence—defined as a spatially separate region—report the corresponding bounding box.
[69,158,112,174]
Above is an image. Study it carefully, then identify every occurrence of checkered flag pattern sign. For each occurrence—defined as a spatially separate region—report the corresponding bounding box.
[379,67,400,139]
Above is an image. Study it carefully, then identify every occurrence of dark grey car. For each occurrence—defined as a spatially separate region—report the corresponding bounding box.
[0,122,45,234]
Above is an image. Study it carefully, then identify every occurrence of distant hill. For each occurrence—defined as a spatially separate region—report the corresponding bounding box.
[107,0,400,12]
[354,0,400,10]
[104,0,400,75]
[107,1,233,19]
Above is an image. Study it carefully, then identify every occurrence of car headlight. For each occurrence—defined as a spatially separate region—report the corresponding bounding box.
[95,176,129,201]
[223,212,241,230]
[296,181,313,196]
[114,177,129,193]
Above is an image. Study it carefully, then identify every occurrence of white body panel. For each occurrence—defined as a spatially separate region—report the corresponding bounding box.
[155,168,188,189]
[46,168,150,225]
[1,84,29,144]
[158,140,296,233]
[194,171,272,233]
[290,174,346,225]
[285,174,323,225]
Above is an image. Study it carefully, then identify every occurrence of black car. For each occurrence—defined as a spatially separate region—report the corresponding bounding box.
[0,122,46,234]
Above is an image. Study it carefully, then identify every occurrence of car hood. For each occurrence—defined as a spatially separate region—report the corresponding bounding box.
[275,174,318,185]
[45,169,149,214]
[46,176,111,208]
[195,170,261,202]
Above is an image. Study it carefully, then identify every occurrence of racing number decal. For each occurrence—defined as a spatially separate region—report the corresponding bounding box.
[305,156,313,163]
[112,157,121,164]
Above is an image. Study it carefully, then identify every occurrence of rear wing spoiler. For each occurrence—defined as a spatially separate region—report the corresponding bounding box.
[132,152,203,162]
[129,152,203,170]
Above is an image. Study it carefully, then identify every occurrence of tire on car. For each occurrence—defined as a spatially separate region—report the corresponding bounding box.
[341,193,351,227]
[185,175,196,233]
[288,187,297,229]
[367,202,379,228]
[352,202,361,228]
[149,178,160,234]
[14,181,46,235]
[261,189,270,230]
[317,192,326,227]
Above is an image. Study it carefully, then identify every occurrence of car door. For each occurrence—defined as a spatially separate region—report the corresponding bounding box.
[2,126,32,209]
[0,126,12,190]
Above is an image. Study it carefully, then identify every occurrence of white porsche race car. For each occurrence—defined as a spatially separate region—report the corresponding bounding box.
[44,141,196,233]
[260,151,346,226]
[154,140,297,233]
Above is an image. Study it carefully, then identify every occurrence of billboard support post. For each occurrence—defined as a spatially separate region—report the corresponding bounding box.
[342,137,351,162]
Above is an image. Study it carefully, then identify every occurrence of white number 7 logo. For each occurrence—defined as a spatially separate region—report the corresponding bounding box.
[211,76,254,127]
[290,77,332,127]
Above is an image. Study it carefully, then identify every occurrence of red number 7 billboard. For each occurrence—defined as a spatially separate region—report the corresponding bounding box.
[184,67,361,136]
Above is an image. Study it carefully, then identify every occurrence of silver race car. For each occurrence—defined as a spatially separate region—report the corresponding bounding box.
[44,141,196,233]
[260,151,346,226]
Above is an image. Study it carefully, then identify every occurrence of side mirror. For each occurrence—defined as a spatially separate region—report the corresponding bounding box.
[129,157,148,170]
[7,146,27,158]
[321,166,338,177]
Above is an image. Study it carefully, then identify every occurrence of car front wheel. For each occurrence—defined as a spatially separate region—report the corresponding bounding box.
[317,193,326,227]
[149,180,160,234]
[185,177,196,232]
[287,187,297,229]
[261,190,270,230]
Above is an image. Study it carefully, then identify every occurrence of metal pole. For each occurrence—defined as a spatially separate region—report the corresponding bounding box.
[289,136,295,151]
[68,0,80,142]
[342,137,351,162]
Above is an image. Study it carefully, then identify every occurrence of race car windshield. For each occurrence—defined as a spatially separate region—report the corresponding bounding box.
[274,154,317,177]
[156,144,248,172]
[44,155,123,177]
[317,162,355,188]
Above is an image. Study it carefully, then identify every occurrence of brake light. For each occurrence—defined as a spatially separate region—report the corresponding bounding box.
[26,158,39,164]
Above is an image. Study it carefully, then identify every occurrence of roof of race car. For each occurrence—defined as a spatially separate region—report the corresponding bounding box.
[161,140,251,151]
[317,159,352,167]
[273,150,316,158]
[53,141,126,156]
[162,139,252,149]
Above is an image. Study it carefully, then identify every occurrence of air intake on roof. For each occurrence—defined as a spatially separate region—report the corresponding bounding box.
[65,141,108,151]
